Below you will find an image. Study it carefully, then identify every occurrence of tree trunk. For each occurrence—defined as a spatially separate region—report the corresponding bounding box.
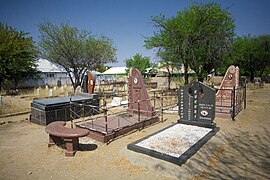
[14,79,18,89]
[250,71,255,83]
[184,64,189,84]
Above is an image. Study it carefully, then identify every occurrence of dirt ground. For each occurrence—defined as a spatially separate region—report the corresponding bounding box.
[0,85,269,180]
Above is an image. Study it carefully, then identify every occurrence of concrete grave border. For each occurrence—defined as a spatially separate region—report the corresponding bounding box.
[127,122,219,166]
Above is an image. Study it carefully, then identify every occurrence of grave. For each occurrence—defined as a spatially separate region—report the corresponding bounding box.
[31,95,99,126]
[216,65,239,102]
[178,81,216,128]
[128,81,219,166]
[76,68,159,143]
[215,65,240,118]
[82,70,96,94]
[127,68,155,117]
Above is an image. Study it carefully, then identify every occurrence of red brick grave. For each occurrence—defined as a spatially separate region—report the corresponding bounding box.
[215,65,240,118]
[77,68,159,143]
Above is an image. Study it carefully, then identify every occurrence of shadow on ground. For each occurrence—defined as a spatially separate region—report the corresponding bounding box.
[192,127,269,179]
[151,127,270,179]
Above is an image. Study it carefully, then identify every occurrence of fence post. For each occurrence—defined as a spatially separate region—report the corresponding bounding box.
[161,91,164,123]
[137,98,140,123]
[244,82,247,109]
[104,99,108,134]
[70,97,74,128]
[153,91,156,109]
[232,86,236,121]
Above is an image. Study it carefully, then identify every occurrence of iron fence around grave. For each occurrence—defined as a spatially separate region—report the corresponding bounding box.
[215,84,246,120]
[68,90,179,143]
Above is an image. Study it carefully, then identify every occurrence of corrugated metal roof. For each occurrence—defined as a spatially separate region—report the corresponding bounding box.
[37,59,65,73]
[102,67,127,75]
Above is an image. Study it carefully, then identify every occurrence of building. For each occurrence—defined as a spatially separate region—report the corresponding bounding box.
[8,59,71,88]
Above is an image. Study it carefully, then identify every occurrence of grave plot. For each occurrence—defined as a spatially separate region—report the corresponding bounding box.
[128,123,219,166]
[128,82,219,166]
[76,68,159,143]
[31,94,99,125]
[215,65,246,119]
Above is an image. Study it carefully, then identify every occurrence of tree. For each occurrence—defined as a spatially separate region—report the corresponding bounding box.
[158,50,181,89]
[0,23,38,89]
[232,35,270,82]
[38,21,117,90]
[125,53,151,74]
[145,2,235,83]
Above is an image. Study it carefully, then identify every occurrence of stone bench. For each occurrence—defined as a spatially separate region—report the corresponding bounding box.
[45,121,89,157]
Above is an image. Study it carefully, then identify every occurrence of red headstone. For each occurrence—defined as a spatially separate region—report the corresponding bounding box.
[87,71,96,94]
[127,68,155,117]
[216,65,239,102]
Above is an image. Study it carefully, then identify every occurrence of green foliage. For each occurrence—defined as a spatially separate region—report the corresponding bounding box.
[38,21,117,90]
[232,35,270,82]
[0,23,38,88]
[125,53,151,74]
[145,2,235,83]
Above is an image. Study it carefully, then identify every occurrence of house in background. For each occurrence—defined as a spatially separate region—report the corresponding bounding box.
[9,59,71,88]
[98,66,128,82]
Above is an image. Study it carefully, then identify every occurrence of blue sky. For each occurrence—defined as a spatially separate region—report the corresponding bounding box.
[0,0,269,67]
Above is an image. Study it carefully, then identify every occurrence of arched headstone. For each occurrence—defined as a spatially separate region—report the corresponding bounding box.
[48,89,53,97]
[127,68,155,117]
[75,86,82,96]
[36,88,40,97]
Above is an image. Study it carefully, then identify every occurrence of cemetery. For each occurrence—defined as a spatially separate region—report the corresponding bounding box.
[0,66,269,179]
[0,1,269,178]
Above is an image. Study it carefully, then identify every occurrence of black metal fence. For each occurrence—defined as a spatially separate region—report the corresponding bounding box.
[215,83,246,120]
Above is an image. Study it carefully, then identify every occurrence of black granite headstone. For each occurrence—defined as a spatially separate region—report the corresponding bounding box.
[178,82,216,127]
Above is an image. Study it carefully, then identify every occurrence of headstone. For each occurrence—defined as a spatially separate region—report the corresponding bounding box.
[0,95,2,105]
[75,86,82,96]
[127,68,155,116]
[36,88,40,97]
[45,85,48,90]
[109,85,113,90]
[53,86,57,91]
[178,82,216,127]
[87,71,96,94]
[216,65,239,102]
[124,84,128,91]
[95,85,100,93]
[48,89,53,97]
[64,84,67,90]
[61,86,64,92]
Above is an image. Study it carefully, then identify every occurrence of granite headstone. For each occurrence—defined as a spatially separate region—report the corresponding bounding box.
[127,68,155,117]
[178,82,216,127]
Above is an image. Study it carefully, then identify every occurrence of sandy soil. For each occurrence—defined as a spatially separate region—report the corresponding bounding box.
[0,85,270,180]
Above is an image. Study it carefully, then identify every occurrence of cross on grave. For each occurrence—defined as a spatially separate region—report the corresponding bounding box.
[178,82,216,127]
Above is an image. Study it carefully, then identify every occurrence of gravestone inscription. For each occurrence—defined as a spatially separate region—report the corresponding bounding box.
[178,82,216,127]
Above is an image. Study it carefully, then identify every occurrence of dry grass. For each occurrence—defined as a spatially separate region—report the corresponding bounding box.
[0,85,74,115]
